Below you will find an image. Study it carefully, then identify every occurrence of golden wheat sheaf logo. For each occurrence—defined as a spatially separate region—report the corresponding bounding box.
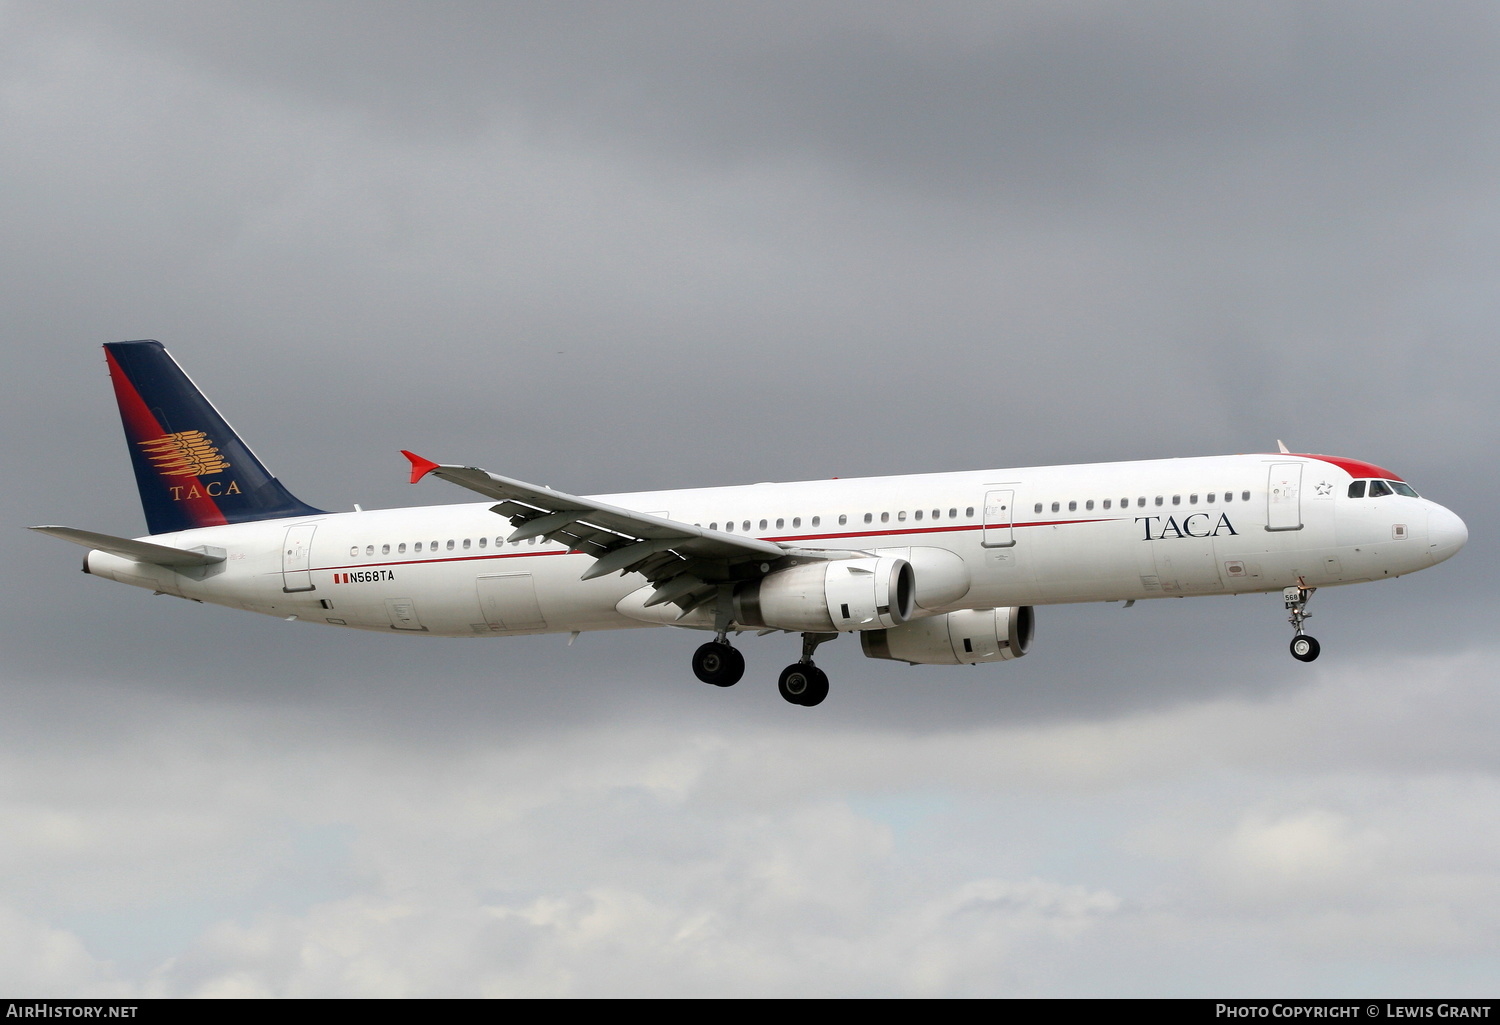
[138,430,231,477]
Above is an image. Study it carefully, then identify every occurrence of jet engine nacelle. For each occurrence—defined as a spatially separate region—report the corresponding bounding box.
[860,606,1034,665]
[734,556,915,633]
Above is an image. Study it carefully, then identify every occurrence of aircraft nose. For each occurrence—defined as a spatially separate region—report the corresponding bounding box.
[1426,502,1468,565]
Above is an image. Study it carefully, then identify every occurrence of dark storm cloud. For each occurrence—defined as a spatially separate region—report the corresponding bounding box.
[38,2,1500,198]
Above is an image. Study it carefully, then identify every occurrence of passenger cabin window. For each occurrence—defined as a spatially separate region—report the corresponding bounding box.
[1068,501,1077,512]
[1034,503,1043,514]
[1103,499,1111,510]
[1154,497,1164,507]
[838,515,847,525]
[1086,500,1094,510]
[812,516,821,527]
[776,518,784,529]
[864,513,873,524]
[1241,491,1250,501]
[366,545,374,556]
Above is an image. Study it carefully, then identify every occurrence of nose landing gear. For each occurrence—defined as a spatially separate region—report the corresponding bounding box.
[1285,582,1320,662]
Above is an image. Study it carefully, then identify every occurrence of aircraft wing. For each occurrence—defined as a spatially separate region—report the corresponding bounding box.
[30,525,226,567]
[402,452,789,613]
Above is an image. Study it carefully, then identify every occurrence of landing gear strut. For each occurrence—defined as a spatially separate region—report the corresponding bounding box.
[693,588,746,687]
[778,632,836,706]
[1285,581,1320,662]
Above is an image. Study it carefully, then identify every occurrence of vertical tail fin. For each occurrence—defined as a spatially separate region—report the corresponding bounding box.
[104,340,324,534]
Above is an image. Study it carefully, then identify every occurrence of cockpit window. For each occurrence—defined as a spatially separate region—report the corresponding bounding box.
[1367,480,1393,498]
[1348,480,1366,499]
[1390,481,1419,498]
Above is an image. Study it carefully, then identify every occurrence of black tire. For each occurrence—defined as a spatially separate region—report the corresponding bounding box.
[693,641,744,686]
[801,666,829,707]
[778,663,828,706]
[1290,635,1321,662]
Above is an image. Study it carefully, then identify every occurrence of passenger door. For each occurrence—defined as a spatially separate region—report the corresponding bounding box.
[981,489,1016,548]
[1267,463,1304,531]
[281,524,317,592]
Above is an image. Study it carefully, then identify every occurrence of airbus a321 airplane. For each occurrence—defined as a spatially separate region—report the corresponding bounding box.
[34,341,1468,706]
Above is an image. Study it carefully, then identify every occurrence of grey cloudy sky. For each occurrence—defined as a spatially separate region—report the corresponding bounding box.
[2,1,1496,996]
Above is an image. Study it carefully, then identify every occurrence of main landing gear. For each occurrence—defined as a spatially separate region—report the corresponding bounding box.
[692,640,745,687]
[693,592,746,687]
[1285,582,1320,662]
[777,633,836,707]
[689,631,837,706]
[778,663,828,707]
[780,633,840,705]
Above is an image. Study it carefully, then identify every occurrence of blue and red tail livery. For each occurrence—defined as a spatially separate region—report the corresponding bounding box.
[104,340,323,534]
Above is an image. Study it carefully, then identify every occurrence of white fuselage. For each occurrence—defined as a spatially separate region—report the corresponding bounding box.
[83,453,1467,638]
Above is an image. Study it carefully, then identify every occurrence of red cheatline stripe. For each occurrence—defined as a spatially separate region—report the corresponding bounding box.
[309,517,1127,574]
[769,518,1112,543]
[105,348,228,529]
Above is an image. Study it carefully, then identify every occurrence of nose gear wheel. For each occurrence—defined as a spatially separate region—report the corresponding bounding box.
[1284,582,1320,662]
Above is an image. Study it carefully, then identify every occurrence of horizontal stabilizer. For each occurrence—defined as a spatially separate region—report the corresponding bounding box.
[29,525,226,567]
